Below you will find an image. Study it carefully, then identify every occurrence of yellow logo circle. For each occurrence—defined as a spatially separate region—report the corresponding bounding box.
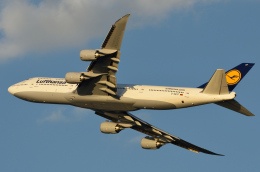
[226,69,241,85]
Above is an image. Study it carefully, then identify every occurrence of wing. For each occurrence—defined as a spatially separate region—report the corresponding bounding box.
[77,14,130,96]
[95,110,224,156]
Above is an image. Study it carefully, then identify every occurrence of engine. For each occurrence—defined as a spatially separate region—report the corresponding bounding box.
[80,49,117,61]
[141,136,164,149]
[80,49,100,61]
[65,72,88,84]
[100,121,123,134]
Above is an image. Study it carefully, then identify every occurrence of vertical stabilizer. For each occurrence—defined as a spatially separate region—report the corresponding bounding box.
[225,63,255,91]
[198,63,255,91]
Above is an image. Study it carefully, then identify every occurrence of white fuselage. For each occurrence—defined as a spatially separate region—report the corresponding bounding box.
[8,77,236,111]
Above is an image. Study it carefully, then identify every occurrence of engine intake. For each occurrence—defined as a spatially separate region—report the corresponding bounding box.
[141,136,164,149]
[100,121,123,134]
[65,72,88,84]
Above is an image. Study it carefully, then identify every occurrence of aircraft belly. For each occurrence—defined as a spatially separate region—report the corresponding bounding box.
[65,94,138,111]
[14,91,70,104]
[133,99,176,110]
[171,93,235,109]
[64,94,177,111]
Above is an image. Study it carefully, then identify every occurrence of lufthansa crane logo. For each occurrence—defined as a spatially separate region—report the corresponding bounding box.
[226,69,241,85]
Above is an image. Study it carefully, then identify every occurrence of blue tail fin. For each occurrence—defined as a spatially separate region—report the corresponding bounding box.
[198,63,255,91]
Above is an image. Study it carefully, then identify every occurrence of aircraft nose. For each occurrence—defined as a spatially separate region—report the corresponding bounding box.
[8,85,16,95]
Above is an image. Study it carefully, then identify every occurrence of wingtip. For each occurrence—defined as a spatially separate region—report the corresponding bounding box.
[114,14,130,24]
[211,152,225,156]
[121,14,130,20]
[199,150,224,156]
[201,151,225,156]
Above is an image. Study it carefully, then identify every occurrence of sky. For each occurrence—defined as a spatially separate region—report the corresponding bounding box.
[1,0,260,171]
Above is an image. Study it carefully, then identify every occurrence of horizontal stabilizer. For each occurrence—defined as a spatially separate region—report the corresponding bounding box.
[202,69,229,95]
[215,99,254,116]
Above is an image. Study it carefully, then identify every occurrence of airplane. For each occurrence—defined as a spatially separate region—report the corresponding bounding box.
[8,14,255,156]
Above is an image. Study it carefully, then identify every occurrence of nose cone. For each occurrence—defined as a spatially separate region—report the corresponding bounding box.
[8,85,16,95]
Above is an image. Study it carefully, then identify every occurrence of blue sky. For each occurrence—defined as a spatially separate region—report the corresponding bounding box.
[1,0,260,171]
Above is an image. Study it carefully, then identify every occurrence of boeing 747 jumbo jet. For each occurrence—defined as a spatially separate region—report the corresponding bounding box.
[8,14,255,156]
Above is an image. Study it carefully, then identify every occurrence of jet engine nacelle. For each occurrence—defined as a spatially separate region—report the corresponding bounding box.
[141,137,164,149]
[65,72,88,84]
[80,49,118,61]
[80,49,99,61]
[100,121,123,134]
